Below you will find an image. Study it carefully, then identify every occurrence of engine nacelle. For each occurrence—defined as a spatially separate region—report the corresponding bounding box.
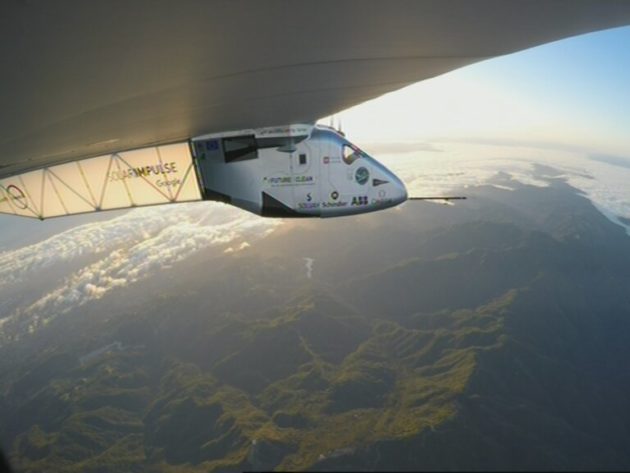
[191,124,407,218]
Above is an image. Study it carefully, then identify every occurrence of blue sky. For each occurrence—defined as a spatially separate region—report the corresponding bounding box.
[332,25,630,156]
[475,25,630,143]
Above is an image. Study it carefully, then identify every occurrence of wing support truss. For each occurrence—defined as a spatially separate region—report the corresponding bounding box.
[0,143,202,219]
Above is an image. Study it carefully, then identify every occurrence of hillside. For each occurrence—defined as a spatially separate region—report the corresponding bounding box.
[1,176,630,471]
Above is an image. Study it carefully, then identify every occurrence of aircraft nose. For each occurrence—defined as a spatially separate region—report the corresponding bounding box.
[364,154,407,209]
[392,174,408,206]
[373,169,407,210]
[380,165,407,204]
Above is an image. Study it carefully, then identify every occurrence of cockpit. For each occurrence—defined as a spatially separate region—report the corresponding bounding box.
[311,125,408,216]
[342,143,366,165]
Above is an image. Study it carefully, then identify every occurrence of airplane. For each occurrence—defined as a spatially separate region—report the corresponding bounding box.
[193,123,412,218]
[1,0,630,220]
[0,122,442,220]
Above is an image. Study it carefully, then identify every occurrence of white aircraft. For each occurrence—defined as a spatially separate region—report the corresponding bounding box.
[193,124,411,218]
[1,1,630,220]
[0,123,412,219]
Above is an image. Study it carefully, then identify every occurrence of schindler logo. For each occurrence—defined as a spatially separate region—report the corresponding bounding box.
[108,162,178,182]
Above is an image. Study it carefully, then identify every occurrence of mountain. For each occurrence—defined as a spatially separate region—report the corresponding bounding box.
[1,172,630,471]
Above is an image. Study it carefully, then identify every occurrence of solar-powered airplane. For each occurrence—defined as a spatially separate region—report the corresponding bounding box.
[1,1,630,220]
[0,123,411,219]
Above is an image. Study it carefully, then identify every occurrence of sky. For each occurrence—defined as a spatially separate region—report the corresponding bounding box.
[326,25,630,157]
[319,25,630,226]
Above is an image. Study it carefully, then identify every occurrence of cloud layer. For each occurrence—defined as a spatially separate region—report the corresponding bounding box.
[0,202,280,339]
[378,140,630,232]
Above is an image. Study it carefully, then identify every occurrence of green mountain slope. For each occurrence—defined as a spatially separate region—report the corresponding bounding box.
[2,178,630,471]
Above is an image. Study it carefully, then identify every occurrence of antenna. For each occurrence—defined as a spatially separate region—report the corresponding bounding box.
[408,196,467,201]
[408,196,467,205]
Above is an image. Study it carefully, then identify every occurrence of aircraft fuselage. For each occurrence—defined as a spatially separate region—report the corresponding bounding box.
[191,124,407,218]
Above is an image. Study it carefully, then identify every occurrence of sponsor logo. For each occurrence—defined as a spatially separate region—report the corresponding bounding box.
[205,140,219,151]
[298,193,326,210]
[1,184,28,209]
[322,200,348,208]
[351,196,369,206]
[258,126,310,136]
[157,178,182,188]
[372,197,395,205]
[264,175,314,186]
[355,166,369,185]
[264,176,292,185]
[108,162,178,182]
[298,201,320,210]
[294,175,313,183]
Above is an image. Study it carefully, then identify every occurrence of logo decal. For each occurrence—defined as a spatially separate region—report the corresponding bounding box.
[322,201,348,208]
[351,196,369,206]
[294,175,314,183]
[298,201,320,210]
[355,167,369,185]
[331,191,339,200]
[108,162,178,182]
[264,175,314,186]
[3,184,28,209]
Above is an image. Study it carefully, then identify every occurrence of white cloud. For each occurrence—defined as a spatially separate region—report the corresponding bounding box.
[304,257,314,279]
[379,140,630,233]
[0,202,281,339]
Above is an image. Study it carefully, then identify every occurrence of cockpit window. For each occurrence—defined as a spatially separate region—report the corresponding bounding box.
[343,144,363,165]
[223,135,258,162]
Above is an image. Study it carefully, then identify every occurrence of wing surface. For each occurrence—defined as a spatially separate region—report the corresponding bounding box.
[0,143,201,219]
[1,0,630,178]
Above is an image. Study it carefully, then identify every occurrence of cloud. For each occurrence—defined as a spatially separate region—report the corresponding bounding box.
[380,139,630,234]
[303,257,314,279]
[0,202,281,339]
[589,154,630,170]
[360,141,442,155]
[435,136,590,155]
[224,241,251,254]
[0,203,276,289]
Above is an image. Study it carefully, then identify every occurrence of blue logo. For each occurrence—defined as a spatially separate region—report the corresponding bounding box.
[355,167,369,185]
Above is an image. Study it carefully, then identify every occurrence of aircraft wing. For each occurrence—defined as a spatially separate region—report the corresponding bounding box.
[0,143,201,219]
[1,0,630,217]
